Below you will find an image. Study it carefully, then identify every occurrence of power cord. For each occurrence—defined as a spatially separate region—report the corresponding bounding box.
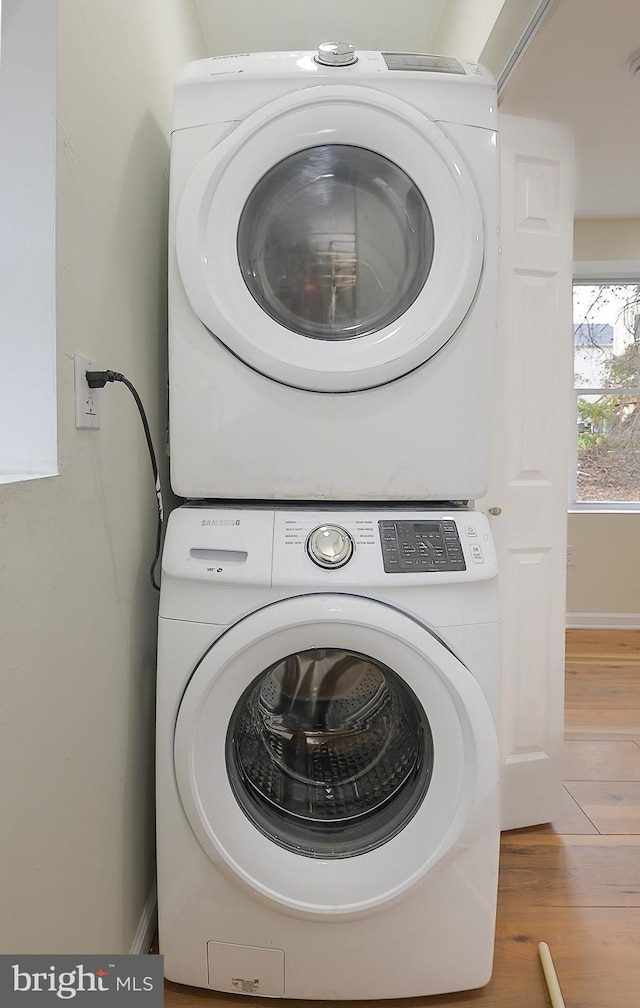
[86,370,163,591]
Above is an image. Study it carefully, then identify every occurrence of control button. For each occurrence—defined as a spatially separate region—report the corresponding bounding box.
[470,544,484,563]
[306,525,354,569]
[464,525,478,537]
[315,41,358,66]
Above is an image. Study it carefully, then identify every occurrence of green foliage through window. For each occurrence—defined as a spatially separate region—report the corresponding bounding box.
[573,282,640,504]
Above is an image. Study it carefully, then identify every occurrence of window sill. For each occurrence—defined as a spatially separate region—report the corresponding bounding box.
[0,470,58,486]
[568,504,640,515]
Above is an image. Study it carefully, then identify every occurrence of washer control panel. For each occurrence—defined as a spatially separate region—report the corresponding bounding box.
[163,507,498,588]
[379,519,466,573]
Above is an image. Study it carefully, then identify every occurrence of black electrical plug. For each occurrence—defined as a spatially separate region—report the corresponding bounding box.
[86,369,120,388]
[83,367,163,591]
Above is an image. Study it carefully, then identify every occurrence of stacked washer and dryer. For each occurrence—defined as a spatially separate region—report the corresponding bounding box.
[158,43,502,1000]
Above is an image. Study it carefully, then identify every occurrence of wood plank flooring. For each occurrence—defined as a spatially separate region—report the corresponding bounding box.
[164,628,640,1008]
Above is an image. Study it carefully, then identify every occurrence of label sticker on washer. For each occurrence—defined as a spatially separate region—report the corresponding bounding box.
[232,977,261,994]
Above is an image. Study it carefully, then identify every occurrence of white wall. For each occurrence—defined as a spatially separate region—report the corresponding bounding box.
[0,0,204,953]
[479,0,550,80]
[574,218,640,264]
[431,0,507,60]
[194,0,446,55]
[192,0,534,67]
[566,218,640,626]
[431,0,549,74]
[567,513,640,625]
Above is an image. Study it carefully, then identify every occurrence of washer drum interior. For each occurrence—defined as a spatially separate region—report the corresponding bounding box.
[226,647,434,858]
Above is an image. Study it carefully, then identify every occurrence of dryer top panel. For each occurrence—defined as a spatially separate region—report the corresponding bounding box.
[172,48,497,133]
[177,48,493,83]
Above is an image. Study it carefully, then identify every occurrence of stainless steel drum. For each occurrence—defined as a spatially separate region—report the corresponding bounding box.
[226,647,433,858]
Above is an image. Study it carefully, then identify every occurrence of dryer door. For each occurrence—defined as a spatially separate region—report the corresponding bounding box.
[175,86,487,391]
[174,594,498,920]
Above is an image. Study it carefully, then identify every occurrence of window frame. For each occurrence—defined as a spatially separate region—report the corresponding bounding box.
[0,0,57,484]
[570,260,640,513]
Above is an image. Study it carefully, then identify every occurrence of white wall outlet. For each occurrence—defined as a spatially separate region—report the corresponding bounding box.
[74,353,101,429]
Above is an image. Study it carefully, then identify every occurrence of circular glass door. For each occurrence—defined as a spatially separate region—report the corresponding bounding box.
[237,145,434,341]
[226,647,433,858]
[173,594,498,919]
[175,86,485,392]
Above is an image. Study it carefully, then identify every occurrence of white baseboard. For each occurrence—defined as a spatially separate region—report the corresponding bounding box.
[566,612,640,629]
[130,880,157,954]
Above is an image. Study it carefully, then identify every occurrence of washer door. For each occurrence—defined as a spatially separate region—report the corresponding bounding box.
[174,594,498,919]
[176,86,485,392]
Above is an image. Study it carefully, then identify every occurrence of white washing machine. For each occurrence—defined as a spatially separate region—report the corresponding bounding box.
[157,504,501,999]
[169,46,499,500]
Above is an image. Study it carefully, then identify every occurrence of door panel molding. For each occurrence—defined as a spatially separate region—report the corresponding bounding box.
[479,113,574,830]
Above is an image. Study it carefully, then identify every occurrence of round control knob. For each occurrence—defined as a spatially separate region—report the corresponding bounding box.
[314,41,358,67]
[306,525,354,568]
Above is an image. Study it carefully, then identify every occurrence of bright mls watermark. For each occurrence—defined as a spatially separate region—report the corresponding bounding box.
[0,956,163,1006]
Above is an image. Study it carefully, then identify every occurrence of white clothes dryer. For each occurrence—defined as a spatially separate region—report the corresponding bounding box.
[157,504,501,999]
[168,46,499,501]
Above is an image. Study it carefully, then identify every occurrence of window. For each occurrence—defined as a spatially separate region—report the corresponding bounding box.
[571,271,640,509]
[0,0,57,482]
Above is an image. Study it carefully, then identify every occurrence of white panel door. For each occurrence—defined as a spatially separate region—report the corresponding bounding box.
[478,113,574,830]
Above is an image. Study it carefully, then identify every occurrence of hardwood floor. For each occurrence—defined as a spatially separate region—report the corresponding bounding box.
[164,629,640,1008]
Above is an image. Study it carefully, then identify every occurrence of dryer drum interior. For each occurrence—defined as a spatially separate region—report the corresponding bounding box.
[237,144,435,341]
[226,647,434,858]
